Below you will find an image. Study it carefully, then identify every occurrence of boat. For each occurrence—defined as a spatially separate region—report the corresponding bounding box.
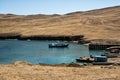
[94,56,107,62]
[101,53,120,58]
[101,46,120,58]
[48,43,69,48]
[76,57,94,63]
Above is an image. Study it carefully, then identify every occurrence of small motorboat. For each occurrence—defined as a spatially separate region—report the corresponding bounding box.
[49,43,69,48]
[76,57,94,63]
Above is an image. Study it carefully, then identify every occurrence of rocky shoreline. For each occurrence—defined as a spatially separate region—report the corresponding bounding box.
[1,33,120,45]
[0,33,90,44]
[0,33,81,41]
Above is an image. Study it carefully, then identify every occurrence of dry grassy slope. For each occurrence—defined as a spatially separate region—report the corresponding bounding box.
[0,6,120,41]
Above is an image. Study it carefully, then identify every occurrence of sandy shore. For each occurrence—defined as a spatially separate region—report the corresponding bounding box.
[0,59,120,80]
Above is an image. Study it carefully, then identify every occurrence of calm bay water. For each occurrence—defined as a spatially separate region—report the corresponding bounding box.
[0,40,104,64]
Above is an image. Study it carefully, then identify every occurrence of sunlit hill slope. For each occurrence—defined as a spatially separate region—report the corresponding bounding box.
[0,6,120,42]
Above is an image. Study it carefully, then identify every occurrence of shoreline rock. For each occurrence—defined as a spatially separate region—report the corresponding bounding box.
[0,33,84,41]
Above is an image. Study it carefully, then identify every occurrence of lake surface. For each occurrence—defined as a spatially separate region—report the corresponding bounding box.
[0,40,104,64]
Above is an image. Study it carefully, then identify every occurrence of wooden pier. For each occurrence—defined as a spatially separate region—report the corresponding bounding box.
[89,44,120,50]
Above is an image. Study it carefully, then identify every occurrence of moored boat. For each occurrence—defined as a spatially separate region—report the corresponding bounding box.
[76,55,107,63]
[76,57,94,63]
[49,43,69,48]
[101,53,120,58]
[101,46,120,58]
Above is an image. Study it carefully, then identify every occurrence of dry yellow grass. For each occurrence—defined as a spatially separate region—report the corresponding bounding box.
[0,6,120,42]
[0,61,120,80]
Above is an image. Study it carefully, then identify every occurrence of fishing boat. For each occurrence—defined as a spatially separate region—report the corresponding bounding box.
[76,57,94,63]
[48,43,69,48]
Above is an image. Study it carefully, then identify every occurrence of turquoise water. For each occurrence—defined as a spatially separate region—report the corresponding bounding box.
[0,40,104,64]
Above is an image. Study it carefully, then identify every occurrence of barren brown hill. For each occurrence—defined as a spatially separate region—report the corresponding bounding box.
[0,6,120,42]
